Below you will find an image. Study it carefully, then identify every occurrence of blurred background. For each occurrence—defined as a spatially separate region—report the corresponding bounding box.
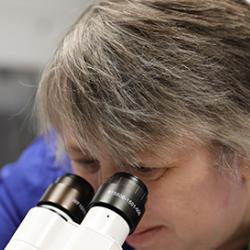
[0,0,90,167]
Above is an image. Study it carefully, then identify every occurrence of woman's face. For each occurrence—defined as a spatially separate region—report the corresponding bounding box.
[65,138,250,250]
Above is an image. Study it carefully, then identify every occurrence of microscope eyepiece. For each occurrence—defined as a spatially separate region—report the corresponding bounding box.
[5,173,148,250]
[88,172,148,234]
[38,174,94,224]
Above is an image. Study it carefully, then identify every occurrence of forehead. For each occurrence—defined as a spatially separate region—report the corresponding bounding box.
[63,132,204,166]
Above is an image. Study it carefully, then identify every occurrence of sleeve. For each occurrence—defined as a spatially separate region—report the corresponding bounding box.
[0,136,71,249]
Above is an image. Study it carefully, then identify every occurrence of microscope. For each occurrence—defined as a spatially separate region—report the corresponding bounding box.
[5,172,148,250]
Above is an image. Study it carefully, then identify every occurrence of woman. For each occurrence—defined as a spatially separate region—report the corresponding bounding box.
[1,0,250,249]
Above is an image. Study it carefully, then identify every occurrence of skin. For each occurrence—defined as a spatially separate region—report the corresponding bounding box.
[65,137,250,250]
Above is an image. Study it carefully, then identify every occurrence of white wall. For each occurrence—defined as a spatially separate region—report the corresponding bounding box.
[0,0,90,69]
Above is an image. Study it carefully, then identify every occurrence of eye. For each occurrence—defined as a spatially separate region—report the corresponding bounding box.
[72,158,100,174]
[127,164,166,181]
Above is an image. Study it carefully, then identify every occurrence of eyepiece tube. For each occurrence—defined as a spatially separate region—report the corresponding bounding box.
[38,174,94,224]
[88,172,148,234]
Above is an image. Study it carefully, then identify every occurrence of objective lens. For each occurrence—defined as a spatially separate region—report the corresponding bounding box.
[88,172,148,234]
[38,174,94,224]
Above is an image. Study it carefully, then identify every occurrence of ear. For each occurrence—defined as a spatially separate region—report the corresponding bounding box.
[239,157,250,180]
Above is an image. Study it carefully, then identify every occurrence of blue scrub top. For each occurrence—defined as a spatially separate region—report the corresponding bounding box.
[0,136,133,250]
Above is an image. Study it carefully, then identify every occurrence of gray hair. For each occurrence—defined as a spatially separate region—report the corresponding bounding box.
[36,0,250,167]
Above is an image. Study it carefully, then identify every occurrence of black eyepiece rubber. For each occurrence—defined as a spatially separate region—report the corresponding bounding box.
[38,174,94,224]
[88,172,148,234]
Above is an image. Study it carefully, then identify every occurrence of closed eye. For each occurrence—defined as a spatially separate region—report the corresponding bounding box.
[126,164,167,181]
[72,158,100,173]
[78,159,98,164]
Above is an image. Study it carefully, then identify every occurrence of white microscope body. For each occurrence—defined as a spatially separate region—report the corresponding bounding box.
[5,173,148,250]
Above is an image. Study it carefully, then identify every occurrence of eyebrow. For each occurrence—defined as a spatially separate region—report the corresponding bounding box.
[131,159,176,169]
[128,162,161,169]
[67,145,81,152]
[66,144,92,157]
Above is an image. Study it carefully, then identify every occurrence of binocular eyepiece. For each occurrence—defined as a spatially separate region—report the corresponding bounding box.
[39,172,148,234]
[5,172,148,250]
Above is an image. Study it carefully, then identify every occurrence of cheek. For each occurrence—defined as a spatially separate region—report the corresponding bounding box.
[143,167,247,247]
